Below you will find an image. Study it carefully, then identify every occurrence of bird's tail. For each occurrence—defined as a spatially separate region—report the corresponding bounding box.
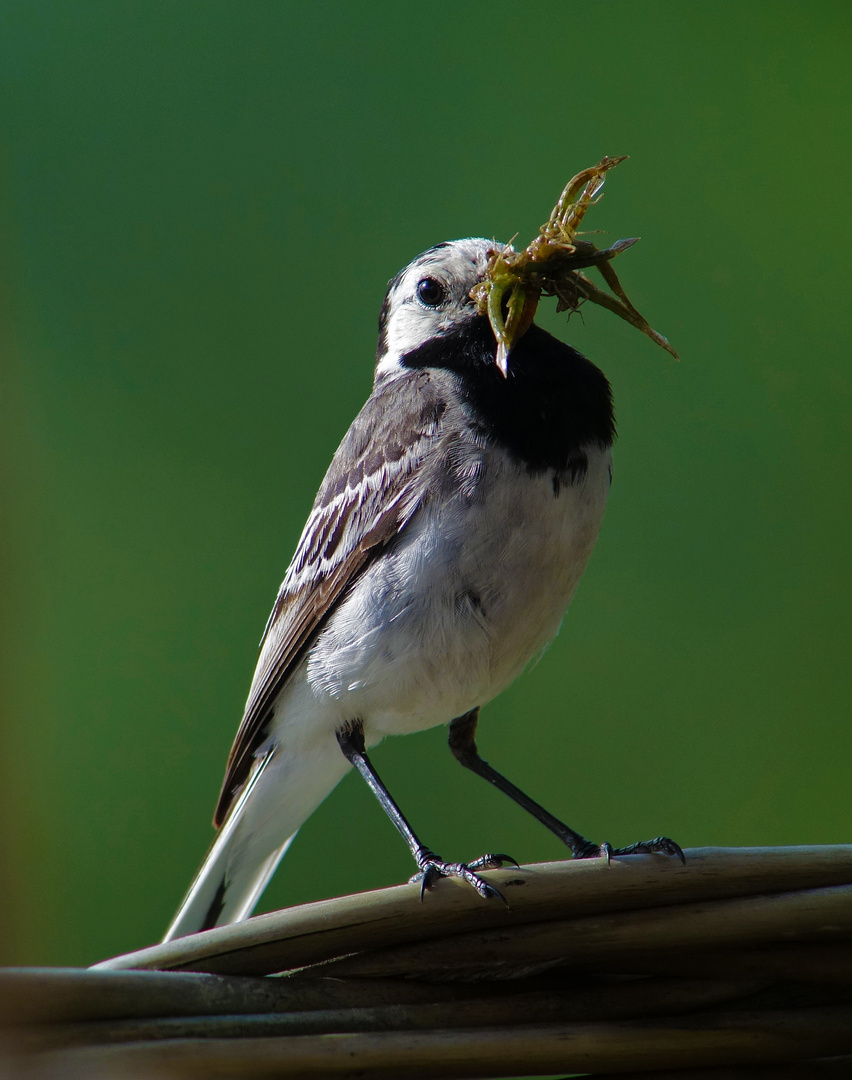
[163,737,351,942]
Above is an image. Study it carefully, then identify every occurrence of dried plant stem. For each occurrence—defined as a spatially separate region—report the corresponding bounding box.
[94,846,852,978]
[320,883,852,979]
[32,1006,852,1079]
[5,847,851,1077]
[24,977,775,1050]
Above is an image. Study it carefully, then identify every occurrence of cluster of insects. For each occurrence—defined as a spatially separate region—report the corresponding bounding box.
[471,155,678,370]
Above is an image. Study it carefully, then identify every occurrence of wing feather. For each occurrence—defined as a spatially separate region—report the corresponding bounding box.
[213,372,445,826]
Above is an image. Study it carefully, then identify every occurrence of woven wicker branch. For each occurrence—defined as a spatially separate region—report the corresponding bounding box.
[3,846,851,1077]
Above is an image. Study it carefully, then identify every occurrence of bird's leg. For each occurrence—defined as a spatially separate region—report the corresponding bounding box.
[448,709,685,863]
[336,721,517,902]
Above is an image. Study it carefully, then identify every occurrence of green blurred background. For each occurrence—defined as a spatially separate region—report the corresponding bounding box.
[2,2,850,968]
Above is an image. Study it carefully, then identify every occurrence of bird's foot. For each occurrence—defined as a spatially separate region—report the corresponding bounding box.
[409,849,518,903]
[572,835,686,864]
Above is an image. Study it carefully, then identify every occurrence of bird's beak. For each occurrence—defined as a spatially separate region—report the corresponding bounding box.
[494,283,540,377]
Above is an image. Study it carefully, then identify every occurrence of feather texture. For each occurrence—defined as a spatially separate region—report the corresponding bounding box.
[214,376,446,826]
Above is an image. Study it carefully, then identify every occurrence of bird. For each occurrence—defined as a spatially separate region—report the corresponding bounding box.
[163,237,682,942]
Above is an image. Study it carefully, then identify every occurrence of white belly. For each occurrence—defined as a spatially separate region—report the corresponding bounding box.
[301,442,612,743]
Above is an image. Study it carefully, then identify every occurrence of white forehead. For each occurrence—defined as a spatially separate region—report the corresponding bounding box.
[390,237,497,300]
[377,238,501,377]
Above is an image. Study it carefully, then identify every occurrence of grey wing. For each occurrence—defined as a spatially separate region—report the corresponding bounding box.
[213,372,445,827]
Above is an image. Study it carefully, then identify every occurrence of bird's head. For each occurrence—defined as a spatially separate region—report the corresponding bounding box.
[374,238,537,383]
[372,163,676,386]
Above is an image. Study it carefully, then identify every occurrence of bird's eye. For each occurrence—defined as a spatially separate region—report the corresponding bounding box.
[416,277,446,307]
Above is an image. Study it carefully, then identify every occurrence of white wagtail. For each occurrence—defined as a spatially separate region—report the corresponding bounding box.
[164,237,682,941]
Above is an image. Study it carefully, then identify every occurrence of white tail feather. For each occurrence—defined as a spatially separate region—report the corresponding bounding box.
[163,751,282,941]
[163,735,352,941]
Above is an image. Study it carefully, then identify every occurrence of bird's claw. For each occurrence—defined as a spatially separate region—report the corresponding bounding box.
[573,835,685,864]
[613,836,686,863]
[409,849,514,904]
[467,852,520,872]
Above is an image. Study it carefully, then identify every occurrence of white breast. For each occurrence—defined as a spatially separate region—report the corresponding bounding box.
[303,442,612,743]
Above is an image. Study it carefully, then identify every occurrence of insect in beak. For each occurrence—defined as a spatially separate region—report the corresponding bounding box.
[493,282,540,376]
[472,156,678,378]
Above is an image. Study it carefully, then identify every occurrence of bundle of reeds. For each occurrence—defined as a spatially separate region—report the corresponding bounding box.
[2,846,851,1077]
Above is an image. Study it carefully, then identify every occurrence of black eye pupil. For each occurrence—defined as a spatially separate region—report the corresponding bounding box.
[417,278,445,307]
